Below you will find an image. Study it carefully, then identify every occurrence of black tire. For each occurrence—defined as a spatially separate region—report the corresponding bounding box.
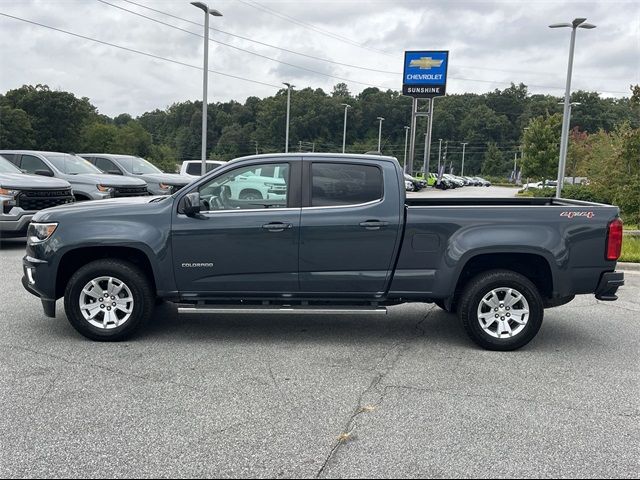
[458,269,544,351]
[64,259,154,341]
[239,190,262,200]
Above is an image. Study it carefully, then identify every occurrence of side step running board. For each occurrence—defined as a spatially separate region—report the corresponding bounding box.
[178,305,388,315]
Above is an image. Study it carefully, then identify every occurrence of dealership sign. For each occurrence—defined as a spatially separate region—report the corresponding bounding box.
[402,51,449,98]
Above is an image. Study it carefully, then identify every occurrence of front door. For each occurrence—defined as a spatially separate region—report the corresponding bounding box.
[172,159,301,295]
[299,160,402,295]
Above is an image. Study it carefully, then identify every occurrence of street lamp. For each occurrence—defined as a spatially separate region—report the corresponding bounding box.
[403,126,410,173]
[283,82,294,153]
[559,101,581,184]
[437,138,443,172]
[377,117,384,153]
[341,103,351,153]
[549,17,595,197]
[191,2,223,175]
[460,142,468,177]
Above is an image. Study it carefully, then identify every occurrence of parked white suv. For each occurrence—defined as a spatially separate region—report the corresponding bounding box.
[180,160,226,178]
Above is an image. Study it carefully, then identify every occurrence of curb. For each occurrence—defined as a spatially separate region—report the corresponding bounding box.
[618,262,640,272]
[624,230,640,237]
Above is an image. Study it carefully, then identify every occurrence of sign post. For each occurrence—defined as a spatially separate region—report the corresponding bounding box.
[402,51,449,176]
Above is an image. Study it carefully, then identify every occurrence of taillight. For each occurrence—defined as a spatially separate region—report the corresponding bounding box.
[606,218,623,261]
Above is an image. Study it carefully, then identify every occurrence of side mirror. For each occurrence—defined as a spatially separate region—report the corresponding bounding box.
[180,192,202,217]
[35,169,54,177]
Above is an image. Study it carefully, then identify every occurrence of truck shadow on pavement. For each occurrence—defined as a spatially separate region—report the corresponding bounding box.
[0,238,27,251]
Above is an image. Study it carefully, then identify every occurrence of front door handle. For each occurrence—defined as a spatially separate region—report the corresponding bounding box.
[262,222,292,232]
[359,220,389,230]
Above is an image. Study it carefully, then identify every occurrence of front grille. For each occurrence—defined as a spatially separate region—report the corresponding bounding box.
[113,186,149,197]
[16,189,74,211]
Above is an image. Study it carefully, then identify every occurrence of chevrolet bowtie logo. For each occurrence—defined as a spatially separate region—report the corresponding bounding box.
[409,57,443,69]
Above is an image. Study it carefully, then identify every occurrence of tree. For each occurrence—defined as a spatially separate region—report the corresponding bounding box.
[481,142,508,177]
[0,105,36,149]
[521,113,562,181]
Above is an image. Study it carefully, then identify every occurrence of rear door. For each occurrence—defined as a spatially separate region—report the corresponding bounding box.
[299,158,403,295]
[172,158,302,295]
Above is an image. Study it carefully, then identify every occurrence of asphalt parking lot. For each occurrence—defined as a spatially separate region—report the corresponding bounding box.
[1,234,638,479]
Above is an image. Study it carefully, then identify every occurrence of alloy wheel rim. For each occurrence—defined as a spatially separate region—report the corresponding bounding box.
[79,276,134,329]
[477,287,530,339]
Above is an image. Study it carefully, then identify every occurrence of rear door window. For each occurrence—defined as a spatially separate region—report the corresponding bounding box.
[94,157,121,173]
[311,163,383,207]
[20,155,53,175]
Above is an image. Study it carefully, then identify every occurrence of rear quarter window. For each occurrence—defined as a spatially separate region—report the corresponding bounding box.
[311,163,383,207]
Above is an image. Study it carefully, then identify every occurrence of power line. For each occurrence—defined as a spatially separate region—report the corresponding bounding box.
[96,0,396,90]
[0,12,281,89]
[120,0,400,75]
[236,0,395,58]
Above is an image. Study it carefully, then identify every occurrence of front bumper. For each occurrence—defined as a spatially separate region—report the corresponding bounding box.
[0,212,34,237]
[22,255,57,317]
[595,271,624,301]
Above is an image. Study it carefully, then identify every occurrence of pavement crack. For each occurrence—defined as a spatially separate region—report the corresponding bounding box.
[315,307,434,478]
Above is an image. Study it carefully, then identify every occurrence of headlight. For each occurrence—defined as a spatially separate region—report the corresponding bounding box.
[0,187,19,197]
[97,185,114,193]
[159,183,171,190]
[28,222,58,243]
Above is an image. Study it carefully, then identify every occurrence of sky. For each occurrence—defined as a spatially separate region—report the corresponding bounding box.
[0,0,638,117]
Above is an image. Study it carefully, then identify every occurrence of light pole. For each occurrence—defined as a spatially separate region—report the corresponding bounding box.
[437,138,443,172]
[423,133,429,176]
[460,142,468,176]
[377,116,384,153]
[283,82,294,153]
[341,103,351,153]
[191,2,222,175]
[403,126,410,173]
[559,101,581,184]
[550,17,595,197]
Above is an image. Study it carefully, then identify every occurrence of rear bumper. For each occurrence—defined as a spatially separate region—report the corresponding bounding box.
[595,271,624,301]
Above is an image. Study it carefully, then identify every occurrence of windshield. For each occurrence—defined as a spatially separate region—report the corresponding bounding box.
[117,156,163,175]
[0,156,22,174]
[45,154,102,175]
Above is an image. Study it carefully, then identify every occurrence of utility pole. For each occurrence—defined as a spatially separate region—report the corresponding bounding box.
[341,103,351,154]
[460,142,468,176]
[437,138,443,172]
[191,2,223,175]
[254,140,259,155]
[423,133,429,176]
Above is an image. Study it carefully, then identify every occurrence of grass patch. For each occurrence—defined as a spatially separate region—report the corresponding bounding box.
[621,235,640,263]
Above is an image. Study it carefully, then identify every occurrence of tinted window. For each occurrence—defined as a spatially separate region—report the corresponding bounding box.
[311,163,383,207]
[0,153,19,165]
[198,163,289,211]
[20,155,52,174]
[186,162,224,176]
[94,157,120,173]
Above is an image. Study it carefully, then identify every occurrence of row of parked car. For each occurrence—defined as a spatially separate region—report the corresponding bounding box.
[0,150,230,239]
[404,172,492,191]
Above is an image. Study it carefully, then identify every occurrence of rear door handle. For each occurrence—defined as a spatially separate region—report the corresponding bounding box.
[359,220,389,230]
[262,222,292,232]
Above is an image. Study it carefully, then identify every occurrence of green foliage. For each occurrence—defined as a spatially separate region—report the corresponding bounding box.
[521,113,562,181]
[481,142,510,177]
[620,236,640,263]
[0,105,36,148]
[1,84,97,152]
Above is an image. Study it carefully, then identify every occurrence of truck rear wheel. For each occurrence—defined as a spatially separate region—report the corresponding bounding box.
[63,259,154,341]
[458,269,544,351]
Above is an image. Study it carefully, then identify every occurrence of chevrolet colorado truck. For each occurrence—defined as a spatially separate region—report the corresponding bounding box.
[22,153,625,350]
[0,155,74,238]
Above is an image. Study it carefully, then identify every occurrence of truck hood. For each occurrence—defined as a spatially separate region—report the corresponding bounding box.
[33,195,169,222]
[0,173,71,190]
[133,173,191,186]
[65,173,147,187]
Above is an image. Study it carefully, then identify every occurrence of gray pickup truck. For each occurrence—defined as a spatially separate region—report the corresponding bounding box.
[0,151,149,200]
[79,154,190,195]
[22,153,624,350]
[0,155,74,238]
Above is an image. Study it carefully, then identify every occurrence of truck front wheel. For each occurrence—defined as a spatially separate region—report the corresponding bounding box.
[458,270,544,351]
[63,259,154,341]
